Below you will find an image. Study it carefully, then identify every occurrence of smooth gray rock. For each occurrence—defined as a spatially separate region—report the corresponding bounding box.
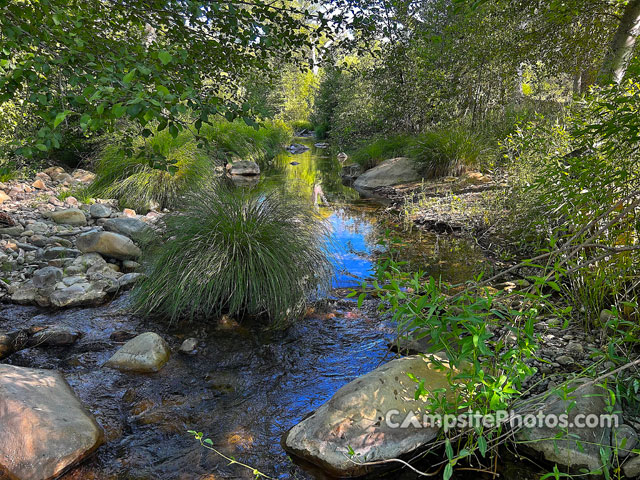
[89,203,112,219]
[179,338,199,355]
[353,157,421,194]
[51,208,87,226]
[42,246,81,260]
[102,217,150,240]
[229,160,260,176]
[50,282,108,307]
[105,332,171,373]
[32,266,63,289]
[0,364,104,480]
[515,381,619,474]
[613,424,638,457]
[76,231,141,260]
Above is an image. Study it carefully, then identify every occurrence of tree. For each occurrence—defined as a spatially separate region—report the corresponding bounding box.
[0,0,341,157]
[598,0,640,85]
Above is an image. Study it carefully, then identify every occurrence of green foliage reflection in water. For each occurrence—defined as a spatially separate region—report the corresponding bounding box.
[132,183,333,326]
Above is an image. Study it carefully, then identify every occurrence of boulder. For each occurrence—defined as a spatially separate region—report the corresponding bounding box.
[102,217,150,240]
[76,231,141,260]
[50,282,108,308]
[32,266,63,289]
[283,354,457,477]
[89,203,112,219]
[0,364,104,480]
[105,332,171,373]
[229,160,260,176]
[353,157,421,195]
[51,208,87,226]
[515,381,619,474]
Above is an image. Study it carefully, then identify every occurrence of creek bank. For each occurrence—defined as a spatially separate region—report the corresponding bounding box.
[0,166,157,308]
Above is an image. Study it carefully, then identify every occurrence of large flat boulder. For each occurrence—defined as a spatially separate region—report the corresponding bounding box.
[353,157,421,195]
[76,231,141,260]
[282,354,457,477]
[0,364,104,480]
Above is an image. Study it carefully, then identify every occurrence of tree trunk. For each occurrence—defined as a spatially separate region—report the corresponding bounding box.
[598,0,640,85]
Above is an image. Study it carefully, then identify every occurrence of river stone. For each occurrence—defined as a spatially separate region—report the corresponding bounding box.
[0,364,104,480]
[353,157,421,195]
[0,190,10,204]
[76,231,141,260]
[42,246,81,260]
[51,208,87,226]
[179,338,199,355]
[282,354,457,477]
[102,217,150,240]
[515,381,618,473]
[89,203,112,218]
[613,424,638,457]
[71,252,107,272]
[229,160,260,176]
[340,163,363,185]
[105,332,171,373]
[32,266,63,289]
[50,282,108,308]
[624,455,640,478]
[27,327,81,347]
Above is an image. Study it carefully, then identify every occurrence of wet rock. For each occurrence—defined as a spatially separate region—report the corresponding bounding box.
[50,282,108,307]
[336,152,348,162]
[28,327,81,347]
[353,157,421,195]
[32,266,63,289]
[179,338,199,355]
[283,354,457,477]
[51,208,87,226]
[228,160,260,176]
[0,364,104,480]
[102,217,150,240]
[110,330,138,343]
[286,143,310,154]
[105,332,171,373]
[515,381,618,473]
[76,231,141,260]
[90,203,112,218]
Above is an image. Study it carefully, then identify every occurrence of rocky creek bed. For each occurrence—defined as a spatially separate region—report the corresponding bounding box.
[2,152,640,479]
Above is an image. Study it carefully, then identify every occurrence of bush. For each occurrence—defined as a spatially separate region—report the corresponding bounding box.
[132,184,333,325]
[90,119,291,212]
[291,119,314,133]
[407,126,488,178]
[350,135,411,170]
[0,161,18,182]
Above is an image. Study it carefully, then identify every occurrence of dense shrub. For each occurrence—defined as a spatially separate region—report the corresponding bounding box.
[132,184,333,325]
[90,120,290,211]
[350,135,410,170]
[408,126,489,178]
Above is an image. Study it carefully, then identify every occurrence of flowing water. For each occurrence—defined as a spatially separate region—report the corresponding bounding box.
[0,139,495,479]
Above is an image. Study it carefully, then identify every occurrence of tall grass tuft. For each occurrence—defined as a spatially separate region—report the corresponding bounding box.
[408,126,488,179]
[90,128,211,212]
[131,184,333,325]
[350,135,410,170]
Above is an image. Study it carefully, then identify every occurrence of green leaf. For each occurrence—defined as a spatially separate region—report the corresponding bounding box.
[53,110,70,129]
[158,50,173,65]
[123,68,137,84]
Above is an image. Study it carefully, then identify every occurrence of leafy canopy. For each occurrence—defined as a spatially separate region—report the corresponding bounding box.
[0,0,345,156]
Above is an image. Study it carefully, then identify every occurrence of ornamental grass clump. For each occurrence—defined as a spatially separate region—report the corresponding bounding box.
[132,184,333,325]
